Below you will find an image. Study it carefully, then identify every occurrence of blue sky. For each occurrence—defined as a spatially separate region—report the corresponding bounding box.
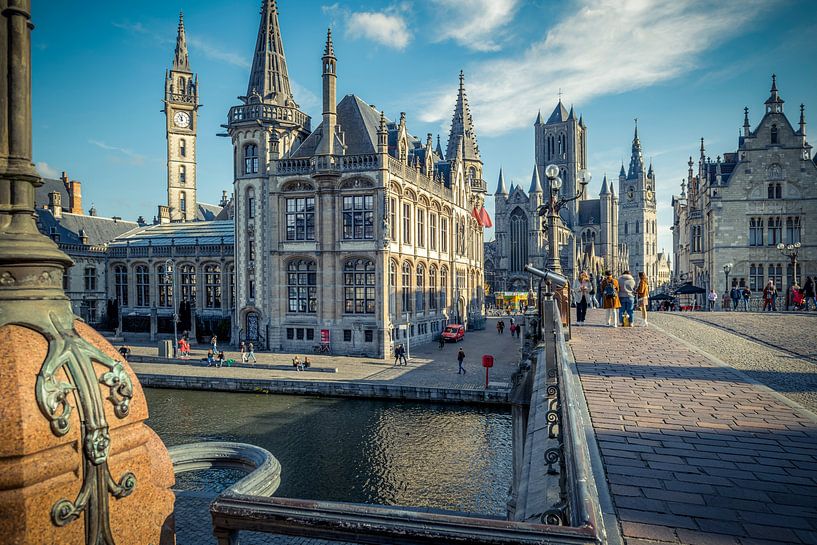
[32,1,817,256]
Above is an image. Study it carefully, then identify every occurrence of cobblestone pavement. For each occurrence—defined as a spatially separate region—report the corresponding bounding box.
[570,308,817,545]
[127,318,522,391]
[649,312,817,411]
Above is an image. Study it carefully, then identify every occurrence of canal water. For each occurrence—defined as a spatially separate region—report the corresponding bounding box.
[145,388,513,516]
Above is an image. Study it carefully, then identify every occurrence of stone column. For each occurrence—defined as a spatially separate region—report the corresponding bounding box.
[150,307,157,341]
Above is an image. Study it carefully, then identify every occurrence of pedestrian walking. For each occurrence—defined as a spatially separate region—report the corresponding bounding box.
[211,335,218,354]
[730,286,740,310]
[762,280,777,312]
[496,321,502,334]
[246,342,257,364]
[588,273,598,309]
[393,344,402,366]
[722,291,730,311]
[438,334,445,350]
[240,341,248,363]
[576,271,591,324]
[399,344,408,366]
[635,272,649,326]
[708,289,718,311]
[804,276,816,311]
[601,270,621,327]
[741,286,751,311]
[499,320,505,334]
[617,270,636,327]
[457,348,466,374]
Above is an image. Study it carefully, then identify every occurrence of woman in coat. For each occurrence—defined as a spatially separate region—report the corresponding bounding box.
[600,270,621,327]
[636,272,649,326]
[576,271,591,324]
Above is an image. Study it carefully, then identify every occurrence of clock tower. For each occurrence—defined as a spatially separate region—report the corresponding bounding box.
[164,12,199,222]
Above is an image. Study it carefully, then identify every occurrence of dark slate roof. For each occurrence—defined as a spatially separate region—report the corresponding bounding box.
[292,95,384,158]
[35,177,69,209]
[578,199,601,226]
[197,202,223,221]
[36,209,139,246]
[547,100,570,124]
[109,220,234,247]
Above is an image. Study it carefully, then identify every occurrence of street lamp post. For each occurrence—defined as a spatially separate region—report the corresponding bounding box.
[777,242,801,310]
[165,258,178,357]
[539,166,590,274]
[723,262,733,294]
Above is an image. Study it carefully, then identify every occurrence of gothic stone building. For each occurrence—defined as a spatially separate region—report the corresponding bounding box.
[491,101,623,292]
[672,76,815,296]
[230,2,487,356]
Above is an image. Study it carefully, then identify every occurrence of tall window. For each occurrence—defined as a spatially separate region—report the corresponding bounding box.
[389,260,397,316]
[228,265,235,308]
[429,265,437,311]
[180,264,196,304]
[769,263,783,290]
[429,213,438,250]
[440,217,449,253]
[691,226,702,253]
[768,217,782,246]
[247,237,255,261]
[179,139,187,158]
[771,124,778,145]
[749,264,763,291]
[114,265,128,306]
[286,197,315,240]
[624,222,628,235]
[510,208,528,272]
[439,267,448,310]
[248,278,255,300]
[785,216,801,244]
[344,259,375,314]
[204,264,222,308]
[768,183,782,199]
[288,260,317,313]
[416,209,425,247]
[343,195,374,239]
[247,190,255,219]
[179,165,186,184]
[179,192,187,213]
[403,203,412,244]
[157,265,173,307]
[749,217,764,246]
[244,144,258,174]
[636,221,640,234]
[416,264,425,312]
[402,261,412,313]
[135,265,150,307]
[389,197,397,241]
[84,267,97,291]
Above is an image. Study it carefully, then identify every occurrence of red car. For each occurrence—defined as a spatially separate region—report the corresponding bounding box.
[441,324,465,342]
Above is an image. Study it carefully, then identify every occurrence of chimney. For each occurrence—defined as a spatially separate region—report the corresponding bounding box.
[88,205,97,216]
[48,191,62,219]
[78,228,88,245]
[158,205,171,225]
[220,190,228,207]
[137,215,147,227]
[68,180,82,214]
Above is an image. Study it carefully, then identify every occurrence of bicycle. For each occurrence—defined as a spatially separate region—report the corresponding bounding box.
[313,343,331,354]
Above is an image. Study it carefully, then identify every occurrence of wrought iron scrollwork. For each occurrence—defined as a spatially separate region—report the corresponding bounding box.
[540,503,568,526]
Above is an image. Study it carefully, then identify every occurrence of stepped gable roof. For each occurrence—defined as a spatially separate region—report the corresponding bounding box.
[109,220,234,247]
[578,199,601,226]
[36,209,139,246]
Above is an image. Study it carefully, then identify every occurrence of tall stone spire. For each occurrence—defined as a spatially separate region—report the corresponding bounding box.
[599,175,610,196]
[495,168,508,196]
[173,12,190,72]
[628,118,645,178]
[445,70,480,162]
[765,73,784,112]
[799,104,807,136]
[743,107,751,136]
[529,165,543,193]
[316,28,337,156]
[246,0,294,105]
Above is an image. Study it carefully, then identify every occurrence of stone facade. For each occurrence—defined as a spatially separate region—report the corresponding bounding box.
[231,2,486,357]
[672,76,816,296]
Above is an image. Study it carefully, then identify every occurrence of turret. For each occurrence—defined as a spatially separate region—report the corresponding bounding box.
[495,168,508,196]
[743,107,751,137]
[800,103,807,139]
[529,165,543,194]
[765,73,784,114]
[316,28,337,156]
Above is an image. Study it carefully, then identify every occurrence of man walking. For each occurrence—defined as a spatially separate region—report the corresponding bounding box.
[393,344,402,366]
[457,348,466,374]
[708,289,718,311]
[762,279,777,312]
[246,342,257,364]
[601,270,621,327]
[617,270,636,327]
[730,285,740,310]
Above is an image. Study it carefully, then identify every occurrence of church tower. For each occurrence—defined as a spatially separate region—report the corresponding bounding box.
[618,120,658,287]
[164,12,199,222]
[446,71,484,188]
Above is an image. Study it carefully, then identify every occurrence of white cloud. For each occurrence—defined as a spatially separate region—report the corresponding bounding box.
[420,0,776,135]
[187,35,249,69]
[36,162,59,178]
[291,80,320,114]
[430,0,519,52]
[89,139,146,166]
[323,4,411,50]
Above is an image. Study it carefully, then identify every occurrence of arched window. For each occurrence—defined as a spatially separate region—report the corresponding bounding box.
[389,260,397,317]
[344,259,375,314]
[178,77,185,92]
[771,124,778,145]
[204,264,222,308]
[179,139,186,158]
[416,264,425,312]
[114,265,128,306]
[157,264,173,307]
[180,264,196,304]
[429,265,438,311]
[135,265,150,307]
[244,143,259,174]
[179,191,187,213]
[179,165,186,184]
[287,260,316,313]
[439,267,448,311]
[402,261,412,313]
[510,208,528,272]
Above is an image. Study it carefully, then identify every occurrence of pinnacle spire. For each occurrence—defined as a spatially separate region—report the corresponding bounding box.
[246,0,294,105]
[799,104,807,136]
[495,168,508,195]
[173,12,190,72]
[324,27,335,58]
[529,166,542,193]
[765,73,784,108]
[600,175,610,196]
[627,118,645,178]
[535,110,543,125]
[435,134,443,157]
[445,70,481,163]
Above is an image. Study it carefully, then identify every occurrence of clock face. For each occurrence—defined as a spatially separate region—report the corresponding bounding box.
[647,190,654,201]
[173,111,191,128]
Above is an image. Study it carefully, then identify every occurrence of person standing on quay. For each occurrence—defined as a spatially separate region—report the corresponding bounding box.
[730,285,740,310]
[240,341,248,363]
[576,271,591,325]
[804,276,816,311]
[457,348,466,374]
[636,272,649,326]
[601,271,621,327]
[741,286,751,311]
[708,288,718,311]
[246,342,257,364]
[762,279,778,312]
[617,270,636,327]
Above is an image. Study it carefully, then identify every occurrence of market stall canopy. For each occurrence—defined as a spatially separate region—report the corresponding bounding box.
[673,282,706,295]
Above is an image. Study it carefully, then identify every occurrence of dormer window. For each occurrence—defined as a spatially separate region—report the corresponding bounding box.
[771,124,778,145]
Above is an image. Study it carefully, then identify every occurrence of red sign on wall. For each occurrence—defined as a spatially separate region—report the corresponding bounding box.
[320,329,330,344]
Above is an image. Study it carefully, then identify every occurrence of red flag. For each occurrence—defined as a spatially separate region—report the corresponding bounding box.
[480,207,493,228]
[472,207,483,226]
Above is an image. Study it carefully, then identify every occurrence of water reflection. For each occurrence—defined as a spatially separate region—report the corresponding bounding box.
[145,389,512,516]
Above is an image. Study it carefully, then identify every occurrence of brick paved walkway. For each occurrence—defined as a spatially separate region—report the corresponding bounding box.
[570,309,817,545]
